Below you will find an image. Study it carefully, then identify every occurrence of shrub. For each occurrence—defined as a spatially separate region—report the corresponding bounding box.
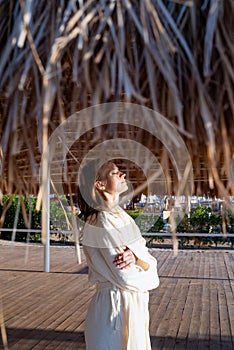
[177,206,232,247]
[0,195,41,241]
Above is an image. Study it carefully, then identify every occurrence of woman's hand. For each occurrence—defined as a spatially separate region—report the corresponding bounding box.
[113,246,137,270]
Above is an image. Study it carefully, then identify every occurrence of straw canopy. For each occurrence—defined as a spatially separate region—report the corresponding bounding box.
[0,0,233,199]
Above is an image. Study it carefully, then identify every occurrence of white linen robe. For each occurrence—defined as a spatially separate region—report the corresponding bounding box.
[82,207,159,350]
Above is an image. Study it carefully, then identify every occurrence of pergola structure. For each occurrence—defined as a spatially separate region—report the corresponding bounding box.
[0,1,234,271]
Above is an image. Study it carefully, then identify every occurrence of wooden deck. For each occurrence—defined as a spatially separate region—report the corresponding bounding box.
[0,241,234,350]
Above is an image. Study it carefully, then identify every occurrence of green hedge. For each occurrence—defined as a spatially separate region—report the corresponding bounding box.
[1,197,234,247]
[0,195,41,241]
[176,206,234,247]
[128,206,234,247]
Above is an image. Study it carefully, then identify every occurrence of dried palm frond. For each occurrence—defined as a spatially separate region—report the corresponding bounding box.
[0,0,233,200]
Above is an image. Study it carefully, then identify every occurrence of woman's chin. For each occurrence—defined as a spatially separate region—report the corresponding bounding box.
[119,184,128,194]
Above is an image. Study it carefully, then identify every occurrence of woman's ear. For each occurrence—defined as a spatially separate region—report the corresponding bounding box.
[95,181,106,191]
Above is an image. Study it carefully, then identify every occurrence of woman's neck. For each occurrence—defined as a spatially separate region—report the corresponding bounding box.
[104,191,120,207]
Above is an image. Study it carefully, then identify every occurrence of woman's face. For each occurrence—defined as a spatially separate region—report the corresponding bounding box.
[96,162,128,195]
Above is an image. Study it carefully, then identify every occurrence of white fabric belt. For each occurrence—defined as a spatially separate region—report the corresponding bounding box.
[96,281,114,291]
[96,282,122,330]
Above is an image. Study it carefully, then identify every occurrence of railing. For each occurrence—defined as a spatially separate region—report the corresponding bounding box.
[1,228,234,238]
[142,232,234,237]
[0,228,70,234]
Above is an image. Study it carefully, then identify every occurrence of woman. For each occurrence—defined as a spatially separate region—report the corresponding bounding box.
[78,160,159,350]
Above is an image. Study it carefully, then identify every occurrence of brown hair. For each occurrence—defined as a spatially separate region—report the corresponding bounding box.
[77,160,114,221]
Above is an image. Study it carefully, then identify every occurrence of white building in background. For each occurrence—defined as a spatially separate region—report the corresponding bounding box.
[136,194,225,214]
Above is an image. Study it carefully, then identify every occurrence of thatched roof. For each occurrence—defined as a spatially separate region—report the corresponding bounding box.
[0,0,234,201]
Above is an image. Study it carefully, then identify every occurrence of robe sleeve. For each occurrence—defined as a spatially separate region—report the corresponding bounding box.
[126,237,154,271]
[83,209,159,292]
[84,240,159,293]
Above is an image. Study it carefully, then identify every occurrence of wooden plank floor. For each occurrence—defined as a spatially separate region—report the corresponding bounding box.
[0,241,234,350]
